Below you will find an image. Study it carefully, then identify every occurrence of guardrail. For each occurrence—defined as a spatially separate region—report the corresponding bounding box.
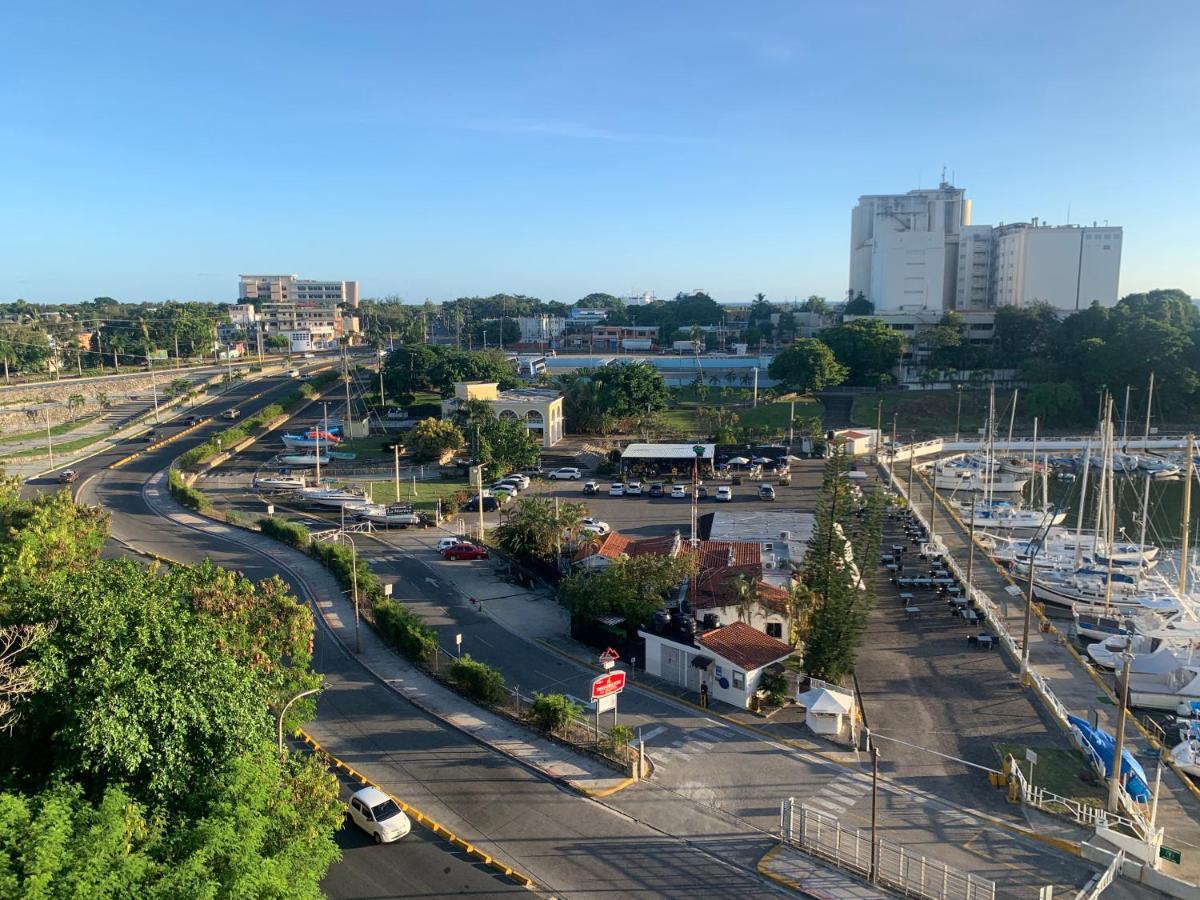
[780,798,998,900]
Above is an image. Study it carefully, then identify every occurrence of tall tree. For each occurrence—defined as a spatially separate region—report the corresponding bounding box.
[767,338,847,393]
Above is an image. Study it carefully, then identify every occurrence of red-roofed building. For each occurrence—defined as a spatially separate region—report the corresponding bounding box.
[639,621,793,709]
[833,428,878,456]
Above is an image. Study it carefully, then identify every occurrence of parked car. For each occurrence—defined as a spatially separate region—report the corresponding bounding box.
[759,484,776,501]
[345,786,412,845]
[608,482,625,497]
[670,484,688,499]
[580,517,610,536]
[436,536,462,553]
[625,481,643,496]
[491,480,520,495]
[648,482,665,497]
[503,473,531,490]
[548,467,581,480]
[582,480,599,496]
[697,485,708,500]
[441,543,489,561]
[58,469,78,484]
[461,495,502,512]
[715,485,733,502]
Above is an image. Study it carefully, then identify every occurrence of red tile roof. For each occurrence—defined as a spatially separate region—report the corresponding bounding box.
[839,430,871,439]
[697,621,793,671]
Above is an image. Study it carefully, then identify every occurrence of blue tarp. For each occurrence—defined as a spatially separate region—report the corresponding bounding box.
[1067,715,1150,803]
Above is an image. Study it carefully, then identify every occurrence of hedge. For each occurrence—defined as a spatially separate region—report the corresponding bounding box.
[257,516,310,549]
[530,692,582,733]
[375,598,438,660]
[449,655,507,704]
[168,468,208,511]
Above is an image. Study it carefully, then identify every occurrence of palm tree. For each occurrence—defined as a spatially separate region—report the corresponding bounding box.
[785,580,816,648]
[67,394,85,421]
[707,374,720,388]
[732,574,759,624]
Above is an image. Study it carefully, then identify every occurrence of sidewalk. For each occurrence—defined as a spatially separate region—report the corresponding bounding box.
[760,845,891,899]
[141,469,634,798]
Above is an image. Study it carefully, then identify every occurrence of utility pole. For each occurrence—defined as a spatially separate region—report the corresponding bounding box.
[906,431,915,506]
[378,350,387,412]
[1021,418,1040,680]
[44,406,54,468]
[474,464,485,543]
[788,399,796,449]
[149,356,160,423]
[1108,651,1133,812]
[752,367,759,408]
[954,383,964,442]
[393,443,401,504]
[966,485,978,594]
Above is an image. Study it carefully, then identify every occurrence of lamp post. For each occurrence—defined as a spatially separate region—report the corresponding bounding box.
[277,685,323,752]
[330,531,362,654]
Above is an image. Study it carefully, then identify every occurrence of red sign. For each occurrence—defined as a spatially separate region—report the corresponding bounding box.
[590,670,626,701]
[599,647,620,663]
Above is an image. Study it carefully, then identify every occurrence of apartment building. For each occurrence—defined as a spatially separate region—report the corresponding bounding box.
[591,324,660,351]
[988,222,1122,311]
[237,274,361,351]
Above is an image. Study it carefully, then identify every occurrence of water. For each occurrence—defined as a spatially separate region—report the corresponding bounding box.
[1040,471,1192,551]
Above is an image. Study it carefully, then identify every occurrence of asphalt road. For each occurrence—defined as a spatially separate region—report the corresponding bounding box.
[69,374,788,898]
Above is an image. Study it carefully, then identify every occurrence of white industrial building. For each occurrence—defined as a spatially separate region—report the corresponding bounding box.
[237,274,361,351]
[851,185,1123,313]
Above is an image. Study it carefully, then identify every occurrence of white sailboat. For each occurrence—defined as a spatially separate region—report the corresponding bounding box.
[279,453,330,465]
[254,473,307,490]
[298,485,369,508]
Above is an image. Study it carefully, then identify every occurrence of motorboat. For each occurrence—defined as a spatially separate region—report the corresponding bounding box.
[327,450,357,460]
[960,500,1066,533]
[354,503,423,527]
[1066,715,1151,802]
[1032,568,1180,613]
[281,430,342,450]
[1144,460,1181,479]
[931,468,1029,493]
[254,473,306,490]
[1169,726,1200,777]
[1073,608,1128,643]
[279,453,330,466]
[298,486,369,508]
[1129,665,1200,713]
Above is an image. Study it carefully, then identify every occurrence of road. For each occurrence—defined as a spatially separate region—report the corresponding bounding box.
[65,371,788,898]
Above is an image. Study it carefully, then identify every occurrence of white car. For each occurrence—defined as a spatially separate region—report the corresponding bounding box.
[626,481,643,496]
[436,536,462,553]
[504,473,531,490]
[581,517,611,536]
[609,483,625,496]
[491,480,521,495]
[715,486,733,502]
[670,484,688,499]
[548,467,581,480]
[346,786,411,844]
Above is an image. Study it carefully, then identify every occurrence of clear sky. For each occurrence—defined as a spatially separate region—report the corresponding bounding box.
[2,1,1197,305]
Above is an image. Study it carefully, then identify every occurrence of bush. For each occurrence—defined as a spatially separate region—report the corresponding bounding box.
[257,516,310,549]
[529,692,582,733]
[374,598,438,660]
[759,669,788,706]
[168,468,208,511]
[608,724,634,750]
[449,655,506,704]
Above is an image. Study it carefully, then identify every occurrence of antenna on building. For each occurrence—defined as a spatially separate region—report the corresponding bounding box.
[941,165,947,184]
[1066,202,1071,225]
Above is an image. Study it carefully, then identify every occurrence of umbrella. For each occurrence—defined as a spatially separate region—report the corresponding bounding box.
[728,456,750,465]
[780,454,802,462]
[751,456,773,464]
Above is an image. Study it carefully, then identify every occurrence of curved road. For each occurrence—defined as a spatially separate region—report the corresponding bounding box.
[62,371,783,898]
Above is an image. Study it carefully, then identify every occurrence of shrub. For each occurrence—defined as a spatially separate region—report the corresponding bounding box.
[449,655,506,704]
[759,668,789,706]
[529,692,582,733]
[168,468,209,511]
[608,724,634,750]
[257,516,310,549]
[374,598,438,660]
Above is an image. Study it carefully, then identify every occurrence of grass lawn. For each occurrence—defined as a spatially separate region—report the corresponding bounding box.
[333,433,396,455]
[0,414,101,446]
[661,387,824,439]
[995,742,1107,808]
[739,397,822,430]
[851,390,992,439]
[355,475,472,515]
[0,428,119,461]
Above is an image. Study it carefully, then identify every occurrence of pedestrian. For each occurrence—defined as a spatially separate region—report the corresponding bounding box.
[700,682,709,708]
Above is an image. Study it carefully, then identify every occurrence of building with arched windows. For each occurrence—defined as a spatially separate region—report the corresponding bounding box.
[441,382,565,448]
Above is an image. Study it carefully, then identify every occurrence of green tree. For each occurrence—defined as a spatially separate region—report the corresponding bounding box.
[559,553,696,637]
[494,497,586,562]
[409,417,465,461]
[477,415,541,478]
[843,292,874,315]
[768,338,847,393]
[820,318,904,386]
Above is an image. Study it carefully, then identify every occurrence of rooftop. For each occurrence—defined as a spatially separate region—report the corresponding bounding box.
[497,388,562,402]
[697,622,792,671]
[622,443,715,461]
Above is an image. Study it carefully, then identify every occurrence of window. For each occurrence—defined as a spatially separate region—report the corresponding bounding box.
[732,671,745,690]
[765,622,783,639]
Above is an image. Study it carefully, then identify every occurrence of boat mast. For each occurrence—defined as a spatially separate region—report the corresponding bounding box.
[1138,373,1155,554]
[1092,393,1108,559]
[1122,384,1131,449]
[1074,442,1092,570]
[1006,388,1018,453]
[1180,433,1194,597]
[986,385,996,508]
[1102,400,1117,612]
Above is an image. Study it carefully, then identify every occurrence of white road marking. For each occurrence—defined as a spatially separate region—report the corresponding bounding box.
[424,577,439,586]
[640,726,667,742]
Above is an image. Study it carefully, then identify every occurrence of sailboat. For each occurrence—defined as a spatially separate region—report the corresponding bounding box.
[253,473,307,490]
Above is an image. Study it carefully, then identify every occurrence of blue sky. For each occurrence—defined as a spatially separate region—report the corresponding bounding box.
[2,1,1197,304]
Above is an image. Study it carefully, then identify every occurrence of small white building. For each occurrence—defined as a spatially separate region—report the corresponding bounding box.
[441,381,565,448]
[833,429,879,457]
[639,621,792,710]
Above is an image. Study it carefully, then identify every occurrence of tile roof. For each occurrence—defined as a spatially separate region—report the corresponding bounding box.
[697,621,793,671]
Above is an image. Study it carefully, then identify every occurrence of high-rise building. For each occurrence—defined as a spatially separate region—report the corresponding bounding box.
[849,183,971,313]
[237,274,360,351]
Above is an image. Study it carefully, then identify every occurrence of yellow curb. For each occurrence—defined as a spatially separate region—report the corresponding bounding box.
[578,777,637,798]
[295,727,536,889]
[756,843,805,892]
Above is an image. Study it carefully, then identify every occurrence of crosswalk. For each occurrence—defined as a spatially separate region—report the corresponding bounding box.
[800,770,873,819]
[645,720,739,771]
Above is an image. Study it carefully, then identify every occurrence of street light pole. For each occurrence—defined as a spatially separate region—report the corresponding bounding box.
[44,406,54,468]
[870,745,880,883]
[1108,651,1133,812]
[1020,418,1040,680]
[277,686,322,752]
[148,356,160,423]
[332,531,362,654]
[954,384,964,442]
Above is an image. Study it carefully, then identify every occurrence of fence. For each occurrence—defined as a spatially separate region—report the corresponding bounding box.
[780,799,997,900]
[1077,850,1124,900]
[1006,755,1146,836]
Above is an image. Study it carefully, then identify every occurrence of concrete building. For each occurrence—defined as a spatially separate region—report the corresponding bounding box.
[851,186,1123,313]
[989,222,1122,311]
[514,315,565,345]
[238,274,360,308]
[441,381,564,448]
[849,182,970,313]
[591,324,660,351]
[566,308,608,325]
[239,275,361,352]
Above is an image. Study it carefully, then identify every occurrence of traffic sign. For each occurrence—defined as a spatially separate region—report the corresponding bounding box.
[1160,845,1183,865]
[596,694,616,713]
[599,647,620,670]
[591,670,626,701]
